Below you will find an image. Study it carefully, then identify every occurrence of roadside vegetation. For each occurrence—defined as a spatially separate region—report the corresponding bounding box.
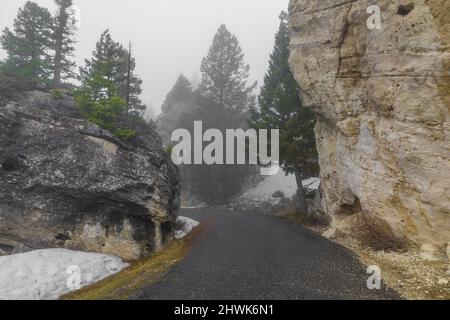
[1,1,150,140]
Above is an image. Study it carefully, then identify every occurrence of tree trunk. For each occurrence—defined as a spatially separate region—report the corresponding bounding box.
[126,42,132,110]
[294,165,308,213]
[53,42,62,87]
[53,9,66,87]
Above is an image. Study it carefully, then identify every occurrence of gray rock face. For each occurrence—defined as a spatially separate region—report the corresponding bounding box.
[0,91,180,260]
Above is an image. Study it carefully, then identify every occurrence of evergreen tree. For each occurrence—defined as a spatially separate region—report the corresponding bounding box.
[79,31,144,112]
[79,30,124,99]
[178,25,259,204]
[51,0,77,86]
[117,43,145,112]
[249,12,319,212]
[0,1,53,86]
[156,74,196,144]
[76,30,141,139]
[199,24,256,112]
[161,74,193,114]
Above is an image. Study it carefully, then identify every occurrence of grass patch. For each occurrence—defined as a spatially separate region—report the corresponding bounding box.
[62,224,204,300]
[283,212,329,234]
[284,213,308,225]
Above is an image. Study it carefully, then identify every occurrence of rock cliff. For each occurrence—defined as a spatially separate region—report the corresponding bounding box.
[288,0,450,253]
[0,91,180,260]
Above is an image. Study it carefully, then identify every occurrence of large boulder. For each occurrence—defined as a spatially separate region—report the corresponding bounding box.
[288,0,450,252]
[0,91,180,260]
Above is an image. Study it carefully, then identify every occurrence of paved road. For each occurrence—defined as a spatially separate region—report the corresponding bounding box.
[133,209,398,300]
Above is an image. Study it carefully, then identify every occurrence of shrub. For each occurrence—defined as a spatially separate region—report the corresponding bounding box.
[74,89,142,141]
[50,88,64,99]
[115,128,136,140]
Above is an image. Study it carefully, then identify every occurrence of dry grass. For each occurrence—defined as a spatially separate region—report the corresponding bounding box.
[62,224,205,300]
[342,240,450,300]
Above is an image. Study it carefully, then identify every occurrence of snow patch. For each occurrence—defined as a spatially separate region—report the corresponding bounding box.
[175,216,200,239]
[0,249,128,300]
[239,171,319,202]
[231,171,320,212]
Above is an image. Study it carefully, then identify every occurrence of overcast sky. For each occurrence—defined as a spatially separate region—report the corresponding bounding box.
[0,0,288,115]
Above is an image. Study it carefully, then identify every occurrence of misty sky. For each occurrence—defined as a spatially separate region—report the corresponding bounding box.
[0,0,288,115]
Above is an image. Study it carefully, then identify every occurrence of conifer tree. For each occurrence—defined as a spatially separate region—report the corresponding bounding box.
[79,31,144,111]
[76,30,144,139]
[199,24,256,112]
[161,74,193,113]
[79,30,124,99]
[0,1,53,86]
[249,12,319,212]
[181,25,259,204]
[52,0,77,86]
[117,43,145,113]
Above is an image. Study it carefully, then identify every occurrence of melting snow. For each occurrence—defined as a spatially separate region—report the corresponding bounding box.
[175,216,200,239]
[0,249,128,300]
[239,170,319,201]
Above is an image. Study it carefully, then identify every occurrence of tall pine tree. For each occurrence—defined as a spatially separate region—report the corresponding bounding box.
[161,74,193,114]
[52,0,77,86]
[79,31,144,111]
[117,43,145,113]
[76,30,146,138]
[180,25,259,204]
[0,1,53,86]
[79,30,124,99]
[199,24,256,113]
[77,30,127,137]
[249,12,319,212]
[156,74,195,144]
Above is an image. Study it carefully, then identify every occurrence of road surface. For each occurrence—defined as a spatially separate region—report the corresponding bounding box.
[133,208,398,300]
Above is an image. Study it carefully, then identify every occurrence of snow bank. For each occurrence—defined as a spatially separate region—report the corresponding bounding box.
[231,171,320,212]
[0,249,128,300]
[175,216,200,239]
[239,171,319,202]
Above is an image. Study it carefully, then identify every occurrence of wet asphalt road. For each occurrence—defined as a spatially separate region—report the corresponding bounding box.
[133,208,398,300]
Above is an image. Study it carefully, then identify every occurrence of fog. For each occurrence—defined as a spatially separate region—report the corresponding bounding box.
[0,0,288,115]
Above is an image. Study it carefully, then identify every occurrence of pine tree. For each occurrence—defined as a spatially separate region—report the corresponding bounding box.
[0,1,53,86]
[199,24,256,112]
[79,31,144,111]
[52,0,77,86]
[117,43,145,113]
[179,25,259,204]
[156,75,195,145]
[249,12,319,212]
[76,30,130,138]
[79,30,124,99]
[76,30,147,139]
[161,74,193,113]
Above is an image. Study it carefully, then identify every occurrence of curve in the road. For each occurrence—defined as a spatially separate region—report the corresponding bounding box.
[133,209,399,300]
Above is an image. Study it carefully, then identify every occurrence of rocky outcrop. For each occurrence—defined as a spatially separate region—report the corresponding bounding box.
[288,0,450,253]
[0,91,180,260]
